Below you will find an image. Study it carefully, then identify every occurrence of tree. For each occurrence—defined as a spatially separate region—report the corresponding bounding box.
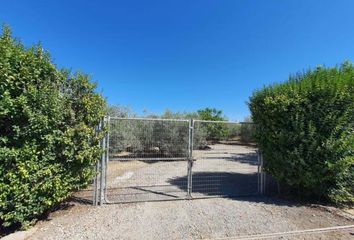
[239,117,256,142]
[197,108,226,121]
[107,104,135,117]
[249,62,354,204]
[0,25,105,230]
[197,108,228,141]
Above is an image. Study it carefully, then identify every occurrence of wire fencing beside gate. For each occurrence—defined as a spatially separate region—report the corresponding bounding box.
[109,117,190,160]
[192,120,259,198]
[93,117,264,205]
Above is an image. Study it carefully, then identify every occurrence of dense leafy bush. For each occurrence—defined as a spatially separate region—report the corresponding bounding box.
[0,26,105,229]
[249,62,354,204]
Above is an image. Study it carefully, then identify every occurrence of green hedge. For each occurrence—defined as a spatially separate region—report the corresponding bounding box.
[249,62,354,205]
[0,26,106,229]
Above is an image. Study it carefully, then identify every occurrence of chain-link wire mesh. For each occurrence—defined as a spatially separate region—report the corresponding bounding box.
[105,118,190,203]
[109,118,190,160]
[191,120,259,198]
[98,117,260,203]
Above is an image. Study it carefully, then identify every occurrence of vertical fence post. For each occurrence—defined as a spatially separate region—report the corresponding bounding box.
[99,117,106,205]
[94,119,104,206]
[104,116,110,202]
[93,125,97,206]
[93,164,97,205]
[93,123,99,206]
[94,162,99,205]
[187,119,194,198]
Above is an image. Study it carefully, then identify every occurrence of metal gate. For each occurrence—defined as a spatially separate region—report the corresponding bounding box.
[93,117,264,205]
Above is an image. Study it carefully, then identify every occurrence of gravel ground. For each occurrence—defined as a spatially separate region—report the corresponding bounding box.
[105,144,259,202]
[30,144,354,239]
[32,197,353,240]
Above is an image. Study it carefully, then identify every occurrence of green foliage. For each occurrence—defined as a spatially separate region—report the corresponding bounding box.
[249,62,354,205]
[107,104,135,118]
[239,117,256,143]
[197,108,228,140]
[107,107,255,156]
[0,26,106,229]
[109,119,189,158]
[160,109,199,120]
[197,108,225,121]
[108,108,194,158]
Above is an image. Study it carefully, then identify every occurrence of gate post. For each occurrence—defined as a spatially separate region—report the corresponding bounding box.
[99,117,107,205]
[187,119,194,198]
[104,116,110,202]
[93,122,100,206]
[93,159,99,206]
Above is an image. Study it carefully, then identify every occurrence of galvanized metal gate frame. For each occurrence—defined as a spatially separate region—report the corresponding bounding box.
[93,117,265,205]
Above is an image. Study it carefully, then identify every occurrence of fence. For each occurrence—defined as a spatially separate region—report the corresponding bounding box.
[93,117,265,204]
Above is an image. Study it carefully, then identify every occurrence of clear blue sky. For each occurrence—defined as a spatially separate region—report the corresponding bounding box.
[2,1,354,120]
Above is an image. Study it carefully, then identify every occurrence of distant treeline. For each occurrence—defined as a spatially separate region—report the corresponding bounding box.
[107,107,256,158]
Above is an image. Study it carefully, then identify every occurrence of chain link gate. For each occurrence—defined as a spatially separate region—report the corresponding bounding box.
[191,120,261,198]
[93,117,264,205]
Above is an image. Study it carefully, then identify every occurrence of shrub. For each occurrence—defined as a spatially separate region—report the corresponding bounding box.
[109,119,143,155]
[108,109,202,157]
[249,62,354,205]
[107,108,242,156]
[108,119,189,158]
[197,108,228,140]
[193,124,208,149]
[146,120,189,157]
[239,117,256,143]
[0,26,106,230]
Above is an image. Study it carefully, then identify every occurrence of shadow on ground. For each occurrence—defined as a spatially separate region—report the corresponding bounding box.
[201,153,259,165]
[217,140,257,147]
[71,189,94,205]
[169,171,258,197]
[168,171,296,207]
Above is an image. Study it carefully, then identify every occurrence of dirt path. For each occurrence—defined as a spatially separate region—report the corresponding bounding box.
[30,144,354,239]
[105,144,259,202]
[31,197,353,240]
